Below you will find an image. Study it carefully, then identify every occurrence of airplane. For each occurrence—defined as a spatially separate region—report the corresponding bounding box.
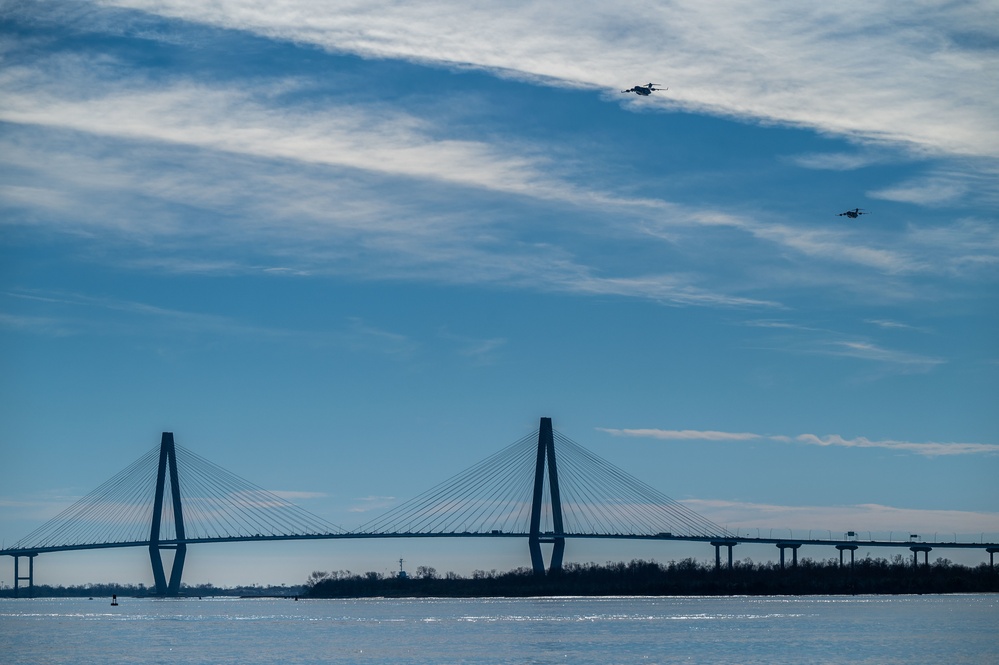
[621,82,667,96]
[837,208,869,218]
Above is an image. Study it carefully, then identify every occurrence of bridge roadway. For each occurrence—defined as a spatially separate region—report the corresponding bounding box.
[5,531,996,556]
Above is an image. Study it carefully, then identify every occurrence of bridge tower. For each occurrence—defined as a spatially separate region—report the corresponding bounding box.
[529,417,565,576]
[149,432,187,596]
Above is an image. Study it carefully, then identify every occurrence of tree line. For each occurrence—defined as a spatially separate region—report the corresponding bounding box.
[0,582,305,598]
[5,555,993,598]
[307,555,998,598]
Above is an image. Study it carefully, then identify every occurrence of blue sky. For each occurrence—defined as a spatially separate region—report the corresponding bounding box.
[1,0,997,586]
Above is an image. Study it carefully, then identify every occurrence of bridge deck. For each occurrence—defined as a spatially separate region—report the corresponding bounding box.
[4,532,996,558]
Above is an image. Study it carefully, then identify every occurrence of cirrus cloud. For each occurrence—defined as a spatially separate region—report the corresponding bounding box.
[599,428,999,457]
[91,0,999,158]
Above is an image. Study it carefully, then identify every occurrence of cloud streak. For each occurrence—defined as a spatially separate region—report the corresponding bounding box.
[1,44,792,309]
[1,288,425,360]
[599,428,999,457]
[820,340,944,372]
[92,0,999,159]
[268,490,328,500]
[2,6,996,313]
[348,496,396,513]
[0,70,572,203]
[739,318,947,377]
[684,498,999,535]
[598,429,763,442]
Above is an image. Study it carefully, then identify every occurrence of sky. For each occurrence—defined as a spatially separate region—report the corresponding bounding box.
[1,0,997,587]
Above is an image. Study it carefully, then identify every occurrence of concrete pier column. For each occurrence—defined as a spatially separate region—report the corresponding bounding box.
[910,545,932,569]
[836,545,859,569]
[777,543,801,570]
[988,548,999,570]
[711,541,737,571]
[13,553,37,598]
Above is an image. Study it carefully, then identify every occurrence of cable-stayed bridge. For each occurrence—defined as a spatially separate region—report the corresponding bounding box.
[4,418,997,596]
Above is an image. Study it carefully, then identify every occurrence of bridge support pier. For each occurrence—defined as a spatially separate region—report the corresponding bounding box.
[836,545,858,569]
[777,543,801,570]
[529,536,565,576]
[711,541,737,571]
[910,545,931,569]
[528,418,565,577]
[988,548,999,571]
[13,553,37,598]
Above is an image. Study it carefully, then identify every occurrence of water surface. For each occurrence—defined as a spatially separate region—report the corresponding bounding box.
[1,594,995,664]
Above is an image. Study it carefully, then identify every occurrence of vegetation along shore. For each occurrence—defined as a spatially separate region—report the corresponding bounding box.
[307,556,998,598]
[5,556,995,599]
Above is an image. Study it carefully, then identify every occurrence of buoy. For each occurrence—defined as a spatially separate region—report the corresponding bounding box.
[111,594,118,606]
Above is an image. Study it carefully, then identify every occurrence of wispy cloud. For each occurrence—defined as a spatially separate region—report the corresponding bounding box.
[0,493,83,521]
[598,428,762,442]
[743,320,825,333]
[3,6,996,312]
[457,338,506,359]
[820,340,944,371]
[653,210,927,277]
[437,329,508,365]
[90,0,999,159]
[0,72,572,203]
[684,498,999,535]
[793,434,998,456]
[788,152,880,171]
[564,273,779,309]
[348,496,396,513]
[2,289,425,360]
[0,57,779,309]
[739,317,946,376]
[870,175,970,206]
[870,159,999,209]
[598,428,999,457]
[268,490,328,500]
[4,288,300,340]
[0,312,76,337]
[865,319,919,331]
[344,317,417,356]
[905,218,999,276]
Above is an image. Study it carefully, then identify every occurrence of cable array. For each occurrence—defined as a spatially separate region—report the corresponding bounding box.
[9,426,728,551]
[172,445,344,539]
[355,431,540,535]
[9,442,344,551]
[355,428,730,538]
[551,431,729,537]
[10,446,161,550]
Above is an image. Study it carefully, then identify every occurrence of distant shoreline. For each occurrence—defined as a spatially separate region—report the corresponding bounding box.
[307,557,999,599]
[4,556,995,599]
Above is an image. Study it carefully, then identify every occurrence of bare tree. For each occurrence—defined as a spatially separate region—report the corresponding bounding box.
[416,566,438,580]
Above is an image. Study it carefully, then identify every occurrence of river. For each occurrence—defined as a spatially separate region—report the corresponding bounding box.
[1,594,996,664]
